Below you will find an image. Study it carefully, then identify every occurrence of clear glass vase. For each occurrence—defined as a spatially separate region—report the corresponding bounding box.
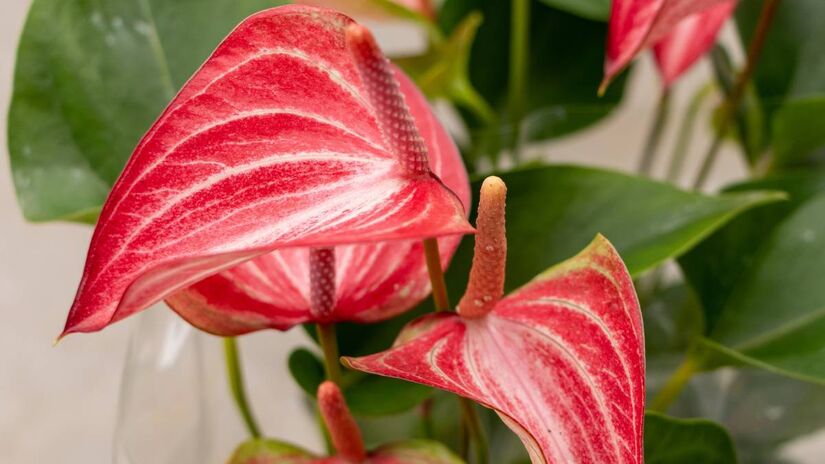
[110,306,322,464]
[113,308,210,464]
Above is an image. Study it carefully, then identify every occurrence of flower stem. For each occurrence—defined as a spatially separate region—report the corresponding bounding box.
[317,323,342,385]
[693,0,782,190]
[637,89,671,176]
[459,396,489,464]
[507,0,530,158]
[649,354,699,413]
[422,238,488,463]
[423,238,451,312]
[224,337,261,438]
[666,84,713,184]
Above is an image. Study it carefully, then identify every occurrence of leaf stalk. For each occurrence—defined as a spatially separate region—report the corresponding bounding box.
[224,337,262,438]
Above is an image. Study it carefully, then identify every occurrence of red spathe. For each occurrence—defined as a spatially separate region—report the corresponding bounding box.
[63,6,471,336]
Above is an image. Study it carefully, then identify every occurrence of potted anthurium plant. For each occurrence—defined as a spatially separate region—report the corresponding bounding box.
[8,0,825,462]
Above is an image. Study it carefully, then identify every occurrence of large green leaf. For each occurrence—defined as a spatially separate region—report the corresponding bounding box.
[7,0,285,222]
[680,172,825,383]
[438,0,627,147]
[644,412,737,464]
[701,193,825,383]
[443,165,782,297]
[772,95,825,169]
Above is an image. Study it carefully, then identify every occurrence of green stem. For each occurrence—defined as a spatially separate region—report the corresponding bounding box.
[666,84,713,183]
[423,238,451,312]
[649,355,699,413]
[460,397,489,464]
[507,0,530,158]
[693,0,782,190]
[422,238,488,463]
[224,337,262,438]
[637,89,672,175]
[317,323,342,385]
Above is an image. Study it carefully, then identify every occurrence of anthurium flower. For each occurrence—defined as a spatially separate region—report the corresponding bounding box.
[228,381,464,463]
[602,0,737,90]
[62,6,472,337]
[344,177,645,463]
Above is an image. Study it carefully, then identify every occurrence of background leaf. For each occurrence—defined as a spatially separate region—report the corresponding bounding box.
[7,0,286,222]
[681,172,825,383]
[288,347,432,417]
[644,412,737,464]
[444,165,782,298]
[438,0,627,148]
[772,96,825,169]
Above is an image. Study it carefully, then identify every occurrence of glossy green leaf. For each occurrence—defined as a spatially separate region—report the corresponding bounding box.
[681,172,825,329]
[644,412,737,464]
[7,0,285,222]
[772,95,825,169]
[444,165,783,298]
[288,347,432,417]
[538,0,609,21]
[701,193,825,383]
[681,172,825,383]
[288,348,326,398]
[438,0,627,147]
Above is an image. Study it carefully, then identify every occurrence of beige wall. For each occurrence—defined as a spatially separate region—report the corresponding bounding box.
[0,1,821,462]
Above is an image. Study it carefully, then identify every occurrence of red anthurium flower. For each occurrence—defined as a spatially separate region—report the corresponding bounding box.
[62,6,472,337]
[297,0,435,20]
[603,0,737,90]
[228,381,464,463]
[344,177,645,464]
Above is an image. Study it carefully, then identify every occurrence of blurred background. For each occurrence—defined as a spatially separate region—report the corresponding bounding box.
[0,0,821,462]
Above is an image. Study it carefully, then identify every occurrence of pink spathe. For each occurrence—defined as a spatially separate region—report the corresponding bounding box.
[63,6,472,337]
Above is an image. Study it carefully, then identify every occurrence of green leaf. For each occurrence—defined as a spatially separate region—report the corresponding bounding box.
[396,12,495,124]
[538,0,609,21]
[438,0,627,147]
[7,0,286,222]
[736,0,825,109]
[445,165,783,298]
[772,95,825,169]
[644,412,737,464]
[228,438,314,463]
[288,348,326,398]
[227,438,464,463]
[681,172,825,383]
[700,193,825,383]
[288,347,432,417]
[681,172,825,330]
